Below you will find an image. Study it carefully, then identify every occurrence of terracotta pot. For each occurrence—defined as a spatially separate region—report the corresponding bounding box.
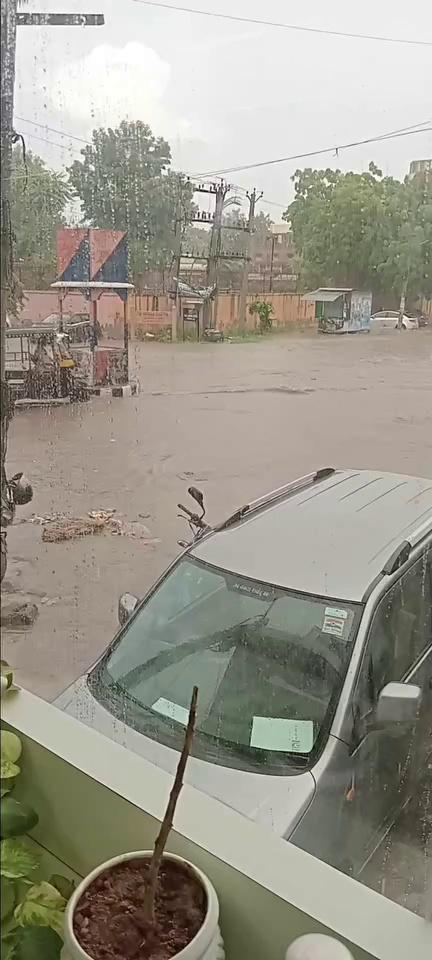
[62,851,224,960]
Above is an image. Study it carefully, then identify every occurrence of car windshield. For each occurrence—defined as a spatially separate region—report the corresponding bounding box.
[91,557,361,774]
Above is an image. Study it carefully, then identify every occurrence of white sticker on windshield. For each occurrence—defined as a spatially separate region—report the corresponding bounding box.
[251,717,314,753]
[322,606,348,638]
[152,698,189,726]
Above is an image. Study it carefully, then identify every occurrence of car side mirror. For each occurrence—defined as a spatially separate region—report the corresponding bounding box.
[375,682,421,726]
[118,592,139,626]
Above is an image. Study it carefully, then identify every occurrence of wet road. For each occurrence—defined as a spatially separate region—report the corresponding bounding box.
[2,326,432,917]
[4,327,432,695]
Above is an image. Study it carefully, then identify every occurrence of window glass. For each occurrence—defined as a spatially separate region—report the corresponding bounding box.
[356,545,432,713]
[2,0,431,934]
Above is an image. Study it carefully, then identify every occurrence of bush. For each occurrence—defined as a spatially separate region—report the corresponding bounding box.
[248,300,274,333]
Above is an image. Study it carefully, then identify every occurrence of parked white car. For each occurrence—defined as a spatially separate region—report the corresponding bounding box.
[55,467,432,879]
[370,310,418,330]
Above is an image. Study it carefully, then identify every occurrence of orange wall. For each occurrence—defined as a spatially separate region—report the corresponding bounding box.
[20,290,315,337]
[215,293,315,332]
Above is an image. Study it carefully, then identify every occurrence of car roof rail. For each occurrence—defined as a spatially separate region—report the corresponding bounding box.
[382,540,411,575]
[218,467,335,531]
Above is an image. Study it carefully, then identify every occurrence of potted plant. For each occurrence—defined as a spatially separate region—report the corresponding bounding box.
[63,687,224,960]
[1,665,73,960]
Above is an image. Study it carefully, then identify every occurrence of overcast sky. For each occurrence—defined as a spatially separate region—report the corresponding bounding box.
[14,0,432,218]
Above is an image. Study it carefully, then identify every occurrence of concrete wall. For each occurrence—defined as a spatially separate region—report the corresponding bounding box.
[216,293,315,332]
[19,290,315,338]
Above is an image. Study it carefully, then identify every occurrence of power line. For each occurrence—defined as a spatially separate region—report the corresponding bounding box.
[131,0,432,47]
[21,130,83,153]
[193,123,432,178]
[15,115,92,146]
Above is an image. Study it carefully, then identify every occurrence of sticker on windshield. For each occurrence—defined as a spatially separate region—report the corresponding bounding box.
[250,717,314,753]
[152,698,189,726]
[322,606,348,638]
[230,580,275,602]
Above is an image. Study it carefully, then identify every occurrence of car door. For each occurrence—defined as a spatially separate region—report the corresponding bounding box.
[345,540,432,870]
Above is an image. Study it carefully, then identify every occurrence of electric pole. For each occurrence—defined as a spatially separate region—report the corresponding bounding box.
[1,1,104,582]
[204,181,231,330]
[1,0,18,379]
[238,188,262,331]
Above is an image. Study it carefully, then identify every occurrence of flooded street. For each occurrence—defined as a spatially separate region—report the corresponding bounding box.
[4,327,432,695]
[3,326,432,916]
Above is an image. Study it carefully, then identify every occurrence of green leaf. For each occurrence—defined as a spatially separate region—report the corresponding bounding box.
[1,797,39,839]
[13,926,63,960]
[0,759,20,780]
[0,840,40,879]
[1,732,23,765]
[48,874,75,901]
[1,877,16,920]
[1,939,17,960]
[15,882,67,937]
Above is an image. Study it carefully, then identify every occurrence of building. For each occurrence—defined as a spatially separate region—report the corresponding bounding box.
[409,158,432,177]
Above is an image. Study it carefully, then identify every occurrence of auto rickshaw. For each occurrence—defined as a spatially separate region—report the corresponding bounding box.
[5,326,89,402]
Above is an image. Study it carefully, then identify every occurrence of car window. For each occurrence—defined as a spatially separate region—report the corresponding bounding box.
[355,544,432,713]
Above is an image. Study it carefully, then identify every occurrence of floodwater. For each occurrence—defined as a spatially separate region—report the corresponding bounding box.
[4,327,432,695]
[3,326,432,915]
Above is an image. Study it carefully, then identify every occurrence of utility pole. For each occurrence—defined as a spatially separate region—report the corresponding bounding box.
[1,1,104,582]
[238,188,262,331]
[1,0,18,380]
[204,181,231,330]
[1,5,104,375]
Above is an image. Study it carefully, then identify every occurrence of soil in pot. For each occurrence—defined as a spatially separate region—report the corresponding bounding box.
[73,858,207,960]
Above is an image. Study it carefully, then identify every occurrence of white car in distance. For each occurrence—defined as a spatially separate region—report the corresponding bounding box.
[370,310,418,330]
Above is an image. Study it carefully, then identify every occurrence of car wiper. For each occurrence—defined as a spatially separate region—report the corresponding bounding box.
[116,613,272,692]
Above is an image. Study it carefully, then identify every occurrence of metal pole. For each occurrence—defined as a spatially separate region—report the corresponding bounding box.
[269,235,276,293]
[123,297,129,383]
[238,188,262,331]
[204,182,230,331]
[1,0,18,378]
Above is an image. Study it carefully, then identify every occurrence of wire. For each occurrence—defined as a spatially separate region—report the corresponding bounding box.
[193,123,432,178]
[131,0,432,47]
[15,116,92,146]
[21,131,83,153]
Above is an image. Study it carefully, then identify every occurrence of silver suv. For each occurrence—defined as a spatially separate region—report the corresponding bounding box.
[56,468,432,875]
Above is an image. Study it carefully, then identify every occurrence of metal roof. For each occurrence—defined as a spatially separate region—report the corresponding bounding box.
[302,288,350,302]
[192,469,432,601]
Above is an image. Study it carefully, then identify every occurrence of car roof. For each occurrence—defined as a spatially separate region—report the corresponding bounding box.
[191,469,432,602]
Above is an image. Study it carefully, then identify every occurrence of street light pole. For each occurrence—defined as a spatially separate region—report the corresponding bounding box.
[1,2,104,582]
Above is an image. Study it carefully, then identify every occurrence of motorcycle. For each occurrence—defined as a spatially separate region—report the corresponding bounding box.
[177,486,212,548]
[1,381,33,582]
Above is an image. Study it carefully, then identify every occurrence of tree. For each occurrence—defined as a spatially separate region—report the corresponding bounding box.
[10,148,72,291]
[285,163,432,302]
[67,120,194,281]
[376,171,432,308]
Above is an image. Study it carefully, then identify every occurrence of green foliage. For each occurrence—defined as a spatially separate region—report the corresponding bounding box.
[286,163,432,299]
[11,149,72,290]
[9,925,63,960]
[1,798,39,839]
[249,299,274,332]
[15,882,66,938]
[67,119,195,279]
[0,840,39,879]
[0,724,71,960]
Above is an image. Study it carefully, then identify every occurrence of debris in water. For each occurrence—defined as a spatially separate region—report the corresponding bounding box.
[28,510,160,545]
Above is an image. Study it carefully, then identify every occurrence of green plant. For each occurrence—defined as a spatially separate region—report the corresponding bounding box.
[249,300,274,333]
[1,669,73,959]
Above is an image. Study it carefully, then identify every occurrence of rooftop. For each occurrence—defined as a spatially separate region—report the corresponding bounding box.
[192,469,432,601]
